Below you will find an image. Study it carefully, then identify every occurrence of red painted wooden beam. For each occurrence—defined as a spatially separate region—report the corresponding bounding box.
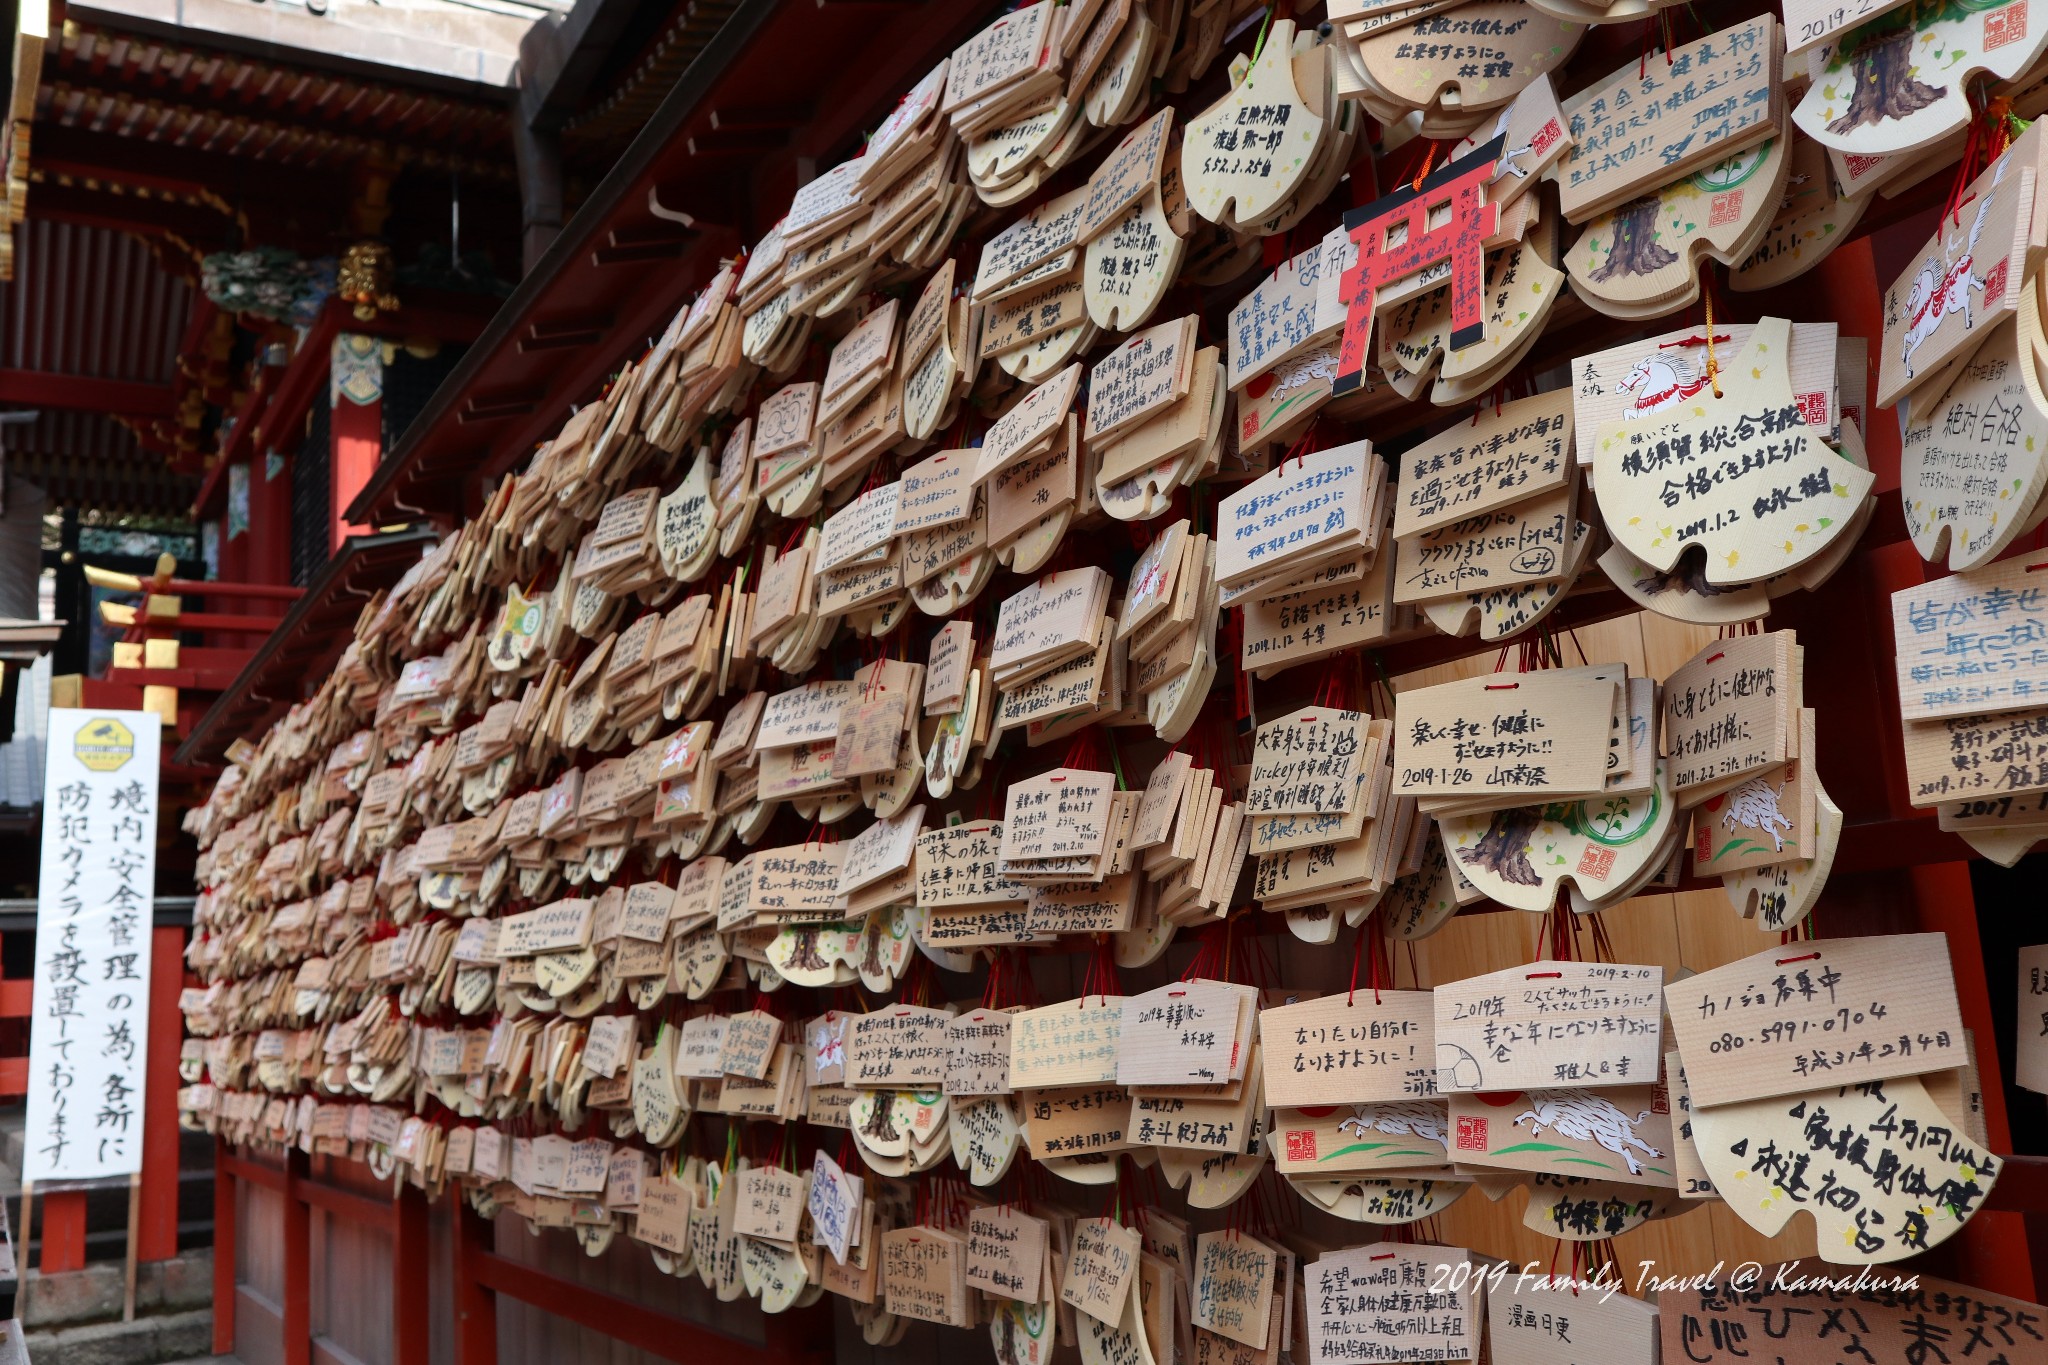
[218,1155,280,1190]
[468,1244,832,1365]
[294,1176,397,1231]
[0,369,175,416]
[103,666,248,690]
[122,646,252,672]
[121,609,294,634]
[215,1151,405,1230]
[134,579,304,602]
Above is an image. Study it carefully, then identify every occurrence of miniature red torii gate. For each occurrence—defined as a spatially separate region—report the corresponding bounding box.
[1333,135,1503,396]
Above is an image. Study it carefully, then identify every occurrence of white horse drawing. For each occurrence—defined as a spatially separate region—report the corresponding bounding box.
[1483,111,1538,181]
[1901,185,2000,380]
[1616,353,1710,419]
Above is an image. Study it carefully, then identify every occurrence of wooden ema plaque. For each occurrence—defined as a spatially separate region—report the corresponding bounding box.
[1591,317,1872,586]
[1899,306,2048,572]
[1877,129,2038,412]
[1179,18,1321,228]
[1795,0,2048,160]
[179,0,2048,1335]
[1658,1267,2047,1365]
[1487,1274,1658,1365]
[1560,15,1780,222]
[1666,934,1966,1108]
[1689,1075,2000,1263]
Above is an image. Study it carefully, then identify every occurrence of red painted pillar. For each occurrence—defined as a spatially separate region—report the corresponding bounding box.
[207,508,248,667]
[283,1149,311,1365]
[137,925,184,1261]
[393,1183,430,1365]
[330,399,379,550]
[329,334,382,550]
[216,490,247,585]
[449,1186,497,1365]
[212,1139,236,1356]
[1905,861,2041,1300]
[39,1193,85,1272]
[1810,238,1893,482]
[244,448,293,646]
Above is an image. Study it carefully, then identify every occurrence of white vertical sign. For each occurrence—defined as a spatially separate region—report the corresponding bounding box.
[23,710,160,1183]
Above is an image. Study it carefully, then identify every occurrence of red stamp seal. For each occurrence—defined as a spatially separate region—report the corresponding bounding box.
[1578,845,1617,881]
[1987,3,2028,50]
[1795,390,1830,430]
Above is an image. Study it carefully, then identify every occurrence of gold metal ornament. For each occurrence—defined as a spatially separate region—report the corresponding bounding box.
[338,241,400,320]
